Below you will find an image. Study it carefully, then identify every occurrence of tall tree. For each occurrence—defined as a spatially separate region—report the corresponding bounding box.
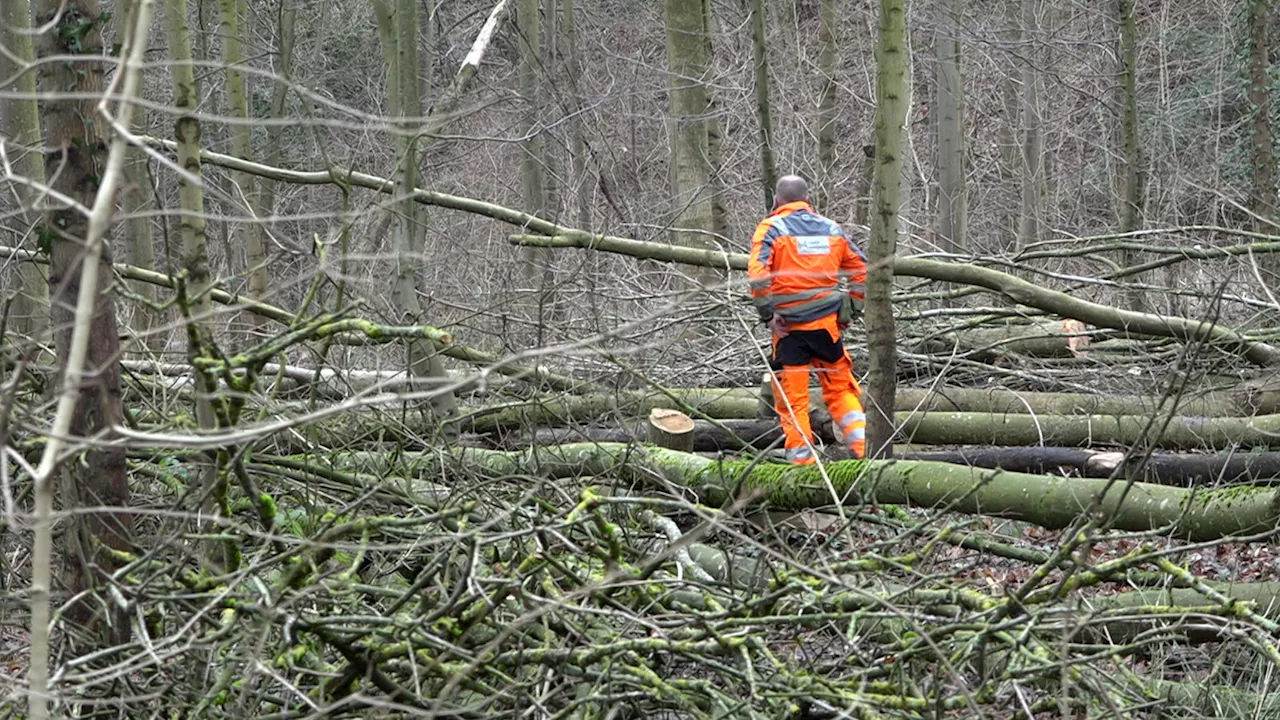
[112,0,163,354]
[997,0,1022,248]
[1118,0,1147,311]
[517,0,557,331]
[663,0,719,284]
[373,0,458,426]
[816,0,838,213]
[164,0,226,566]
[1247,0,1275,231]
[0,0,50,342]
[701,0,728,239]
[866,0,910,458]
[31,0,135,650]
[1017,0,1046,247]
[749,0,778,209]
[934,0,967,254]
[218,0,268,331]
[562,0,591,230]
[259,0,297,219]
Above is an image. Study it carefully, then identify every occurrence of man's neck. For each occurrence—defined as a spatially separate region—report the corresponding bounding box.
[773,200,812,215]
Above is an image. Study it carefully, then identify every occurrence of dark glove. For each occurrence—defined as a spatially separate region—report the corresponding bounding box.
[837,295,854,330]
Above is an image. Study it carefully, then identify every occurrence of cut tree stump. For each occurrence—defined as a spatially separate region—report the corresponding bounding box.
[646,408,695,452]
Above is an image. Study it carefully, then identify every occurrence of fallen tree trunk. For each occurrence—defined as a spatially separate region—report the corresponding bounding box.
[507,233,1280,367]
[287,406,1280,457]
[523,419,802,452]
[469,394,1280,451]
[1080,581,1280,645]
[466,384,1280,437]
[915,319,1096,360]
[116,141,1280,367]
[899,410,1280,451]
[1147,678,1280,719]
[903,447,1280,485]
[782,383,1275,418]
[315,443,1280,541]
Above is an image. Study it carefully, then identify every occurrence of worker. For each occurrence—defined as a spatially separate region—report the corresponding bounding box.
[748,175,868,463]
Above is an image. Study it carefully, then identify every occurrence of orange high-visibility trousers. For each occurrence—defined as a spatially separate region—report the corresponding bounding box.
[770,322,866,463]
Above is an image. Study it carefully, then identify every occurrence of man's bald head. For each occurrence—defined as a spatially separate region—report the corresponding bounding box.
[774,175,809,206]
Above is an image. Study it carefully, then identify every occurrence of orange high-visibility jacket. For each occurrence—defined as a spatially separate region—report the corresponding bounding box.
[748,201,867,324]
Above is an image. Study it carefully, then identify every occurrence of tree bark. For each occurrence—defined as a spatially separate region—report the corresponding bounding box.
[258,0,297,219]
[561,0,591,231]
[701,0,728,240]
[442,443,1280,541]
[0,0,50,342]
[218,0,268,331]
[33,0,133,640]
[1117,0,1146,311]
[164,0,229,568]
[934,0,966,254]
[110,0,163,356]
[1248,0,1275,234]
[816,0,837,213]
[663,0,718,285]
[373,0,458,429]
[516,0,557,334]
[865,0,909,457]
[1016,0,1045,248]
[749,0,777,210]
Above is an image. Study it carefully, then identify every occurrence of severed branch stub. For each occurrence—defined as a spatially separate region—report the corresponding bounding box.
[646,407,695,452]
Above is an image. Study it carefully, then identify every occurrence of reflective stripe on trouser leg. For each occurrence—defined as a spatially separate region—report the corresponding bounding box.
[785,446,816,464]
[772,365,814,464]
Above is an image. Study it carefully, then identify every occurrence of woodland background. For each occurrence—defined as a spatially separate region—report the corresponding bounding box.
[5,0,1280,718]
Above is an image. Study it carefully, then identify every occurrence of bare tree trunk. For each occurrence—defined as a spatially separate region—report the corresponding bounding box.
[32,0,133,642]
[866,0,910,458]
[218,0,267,332]
[0,0,50,343]
[1248,0,1275,233]
[1118,0,1147,311]
[934,0,966,254]
[663,0,719,285]
[816,0,838,213]
[749,0,778,210]
[164,0,231,569]
[1016,0,1045,248]
[517,0,556,334]
[562,0,591,231]
[701,0,728,239]
[111,0,164,356]
[373,0,458,426]
[259,0,297,218]
[998,0,1022,250]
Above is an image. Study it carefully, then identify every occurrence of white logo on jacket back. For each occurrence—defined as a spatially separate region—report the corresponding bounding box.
[795,235,832,255]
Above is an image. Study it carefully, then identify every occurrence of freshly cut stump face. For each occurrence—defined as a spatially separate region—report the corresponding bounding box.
[648,408,697,452]
[650,408,696,434]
